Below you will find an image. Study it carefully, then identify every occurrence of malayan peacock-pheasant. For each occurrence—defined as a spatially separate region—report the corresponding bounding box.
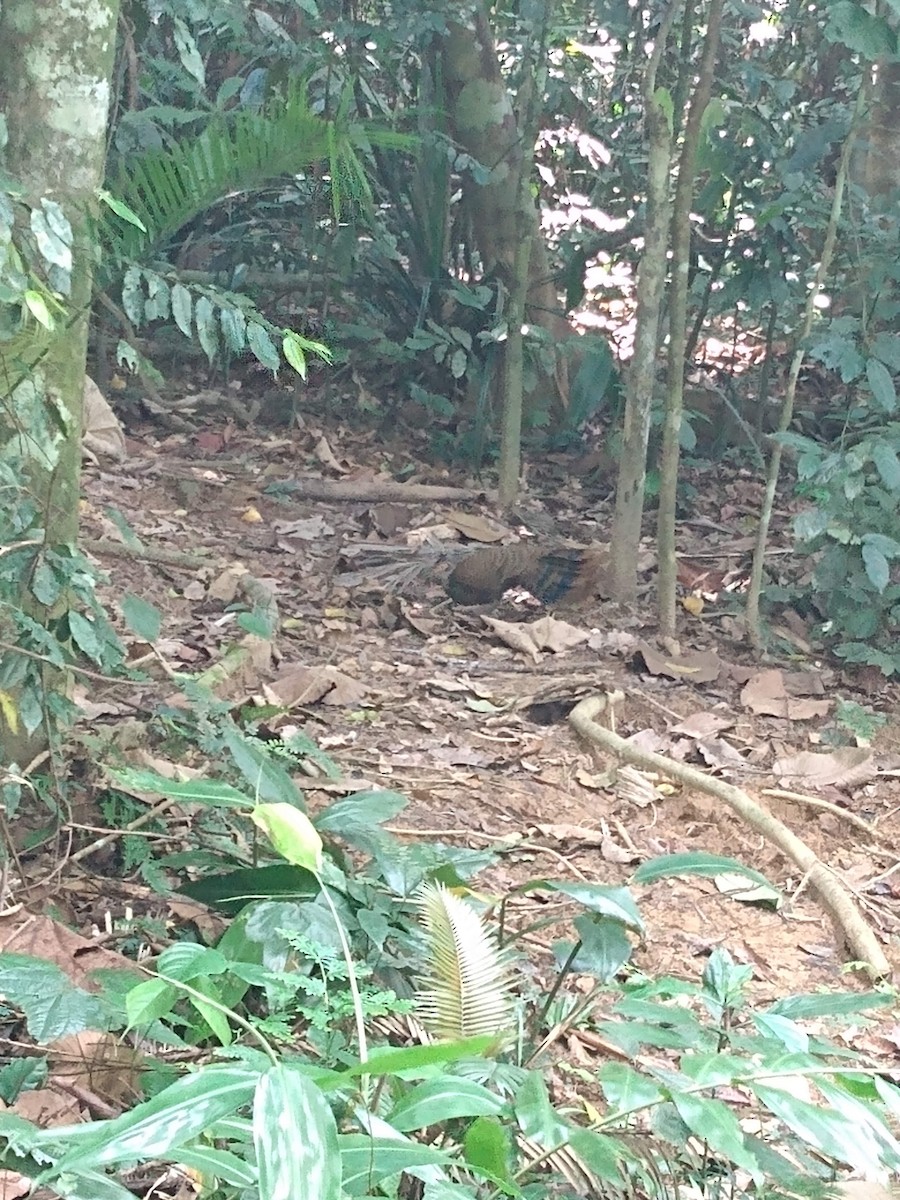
[445,543,611,606]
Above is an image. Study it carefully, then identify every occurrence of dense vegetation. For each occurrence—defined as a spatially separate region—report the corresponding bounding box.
[0,0,899,1196]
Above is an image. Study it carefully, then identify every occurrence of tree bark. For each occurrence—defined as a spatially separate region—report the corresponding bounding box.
[440,4,571,415]
[0,0,120,764]
[609,4,678,601]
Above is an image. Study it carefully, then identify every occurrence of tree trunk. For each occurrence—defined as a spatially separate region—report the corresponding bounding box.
[609,6,677,601]
[0,0,120,765]
[440,4,571,416]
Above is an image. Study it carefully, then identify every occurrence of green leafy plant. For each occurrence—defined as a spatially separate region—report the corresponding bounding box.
[785,423,900,674]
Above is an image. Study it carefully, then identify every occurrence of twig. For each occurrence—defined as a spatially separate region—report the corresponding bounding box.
[761,788,880,839]
[69,796,181,864]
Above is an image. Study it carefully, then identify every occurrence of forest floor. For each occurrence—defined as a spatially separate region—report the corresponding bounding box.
[25,371,900,1129]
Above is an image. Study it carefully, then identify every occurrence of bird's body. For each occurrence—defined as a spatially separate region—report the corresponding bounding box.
[446,543,610,606]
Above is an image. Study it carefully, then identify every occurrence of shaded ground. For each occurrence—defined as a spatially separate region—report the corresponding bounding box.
[72,391,900,1018]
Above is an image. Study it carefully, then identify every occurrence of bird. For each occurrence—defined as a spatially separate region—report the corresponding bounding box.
[445,543,611,606]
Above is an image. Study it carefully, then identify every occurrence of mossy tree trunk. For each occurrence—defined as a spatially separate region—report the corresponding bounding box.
[0,0,119,765]
[440,4,571,419]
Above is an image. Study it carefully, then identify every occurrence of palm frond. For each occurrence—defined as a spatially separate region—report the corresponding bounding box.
[101,81,412,268]
[415,883,516,1045]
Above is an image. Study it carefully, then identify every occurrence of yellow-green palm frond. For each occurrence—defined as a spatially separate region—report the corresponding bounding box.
[415,883,516,1047]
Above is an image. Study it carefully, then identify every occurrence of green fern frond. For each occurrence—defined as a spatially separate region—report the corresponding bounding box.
[415,883,516,1045]
[101,81,412,268]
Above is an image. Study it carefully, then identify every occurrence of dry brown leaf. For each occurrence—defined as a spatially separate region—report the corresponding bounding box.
[207,564,249,603]
[367,503,410,536]
[272,515,334,541]
[671,712,735,738]
[0,1169,30,1199]
[0,915,134,992]
[444,512,507,542]
[82,375,127,463]
[13,1089,83,1127]
[741,670,831,719]
[314,435,347,473]
[264,665,367,707]
[482,615,590,660]
[772,746,876,789]
[50,1030,141,1106]
[635,641,721,682]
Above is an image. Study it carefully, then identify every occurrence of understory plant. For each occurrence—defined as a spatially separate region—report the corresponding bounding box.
[0,723,896,1199]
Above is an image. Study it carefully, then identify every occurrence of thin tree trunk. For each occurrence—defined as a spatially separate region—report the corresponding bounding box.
[656,0,725,642]
[609,3,678,601]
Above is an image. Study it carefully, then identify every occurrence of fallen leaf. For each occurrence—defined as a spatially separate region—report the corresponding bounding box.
[444,512,507,542]
[741,670,831,719]
[263,665,367,708]
[671,712,735,738]
[634,641,721,683]
[772,746,876,789]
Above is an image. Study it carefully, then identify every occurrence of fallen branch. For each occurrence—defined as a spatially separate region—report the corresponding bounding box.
[280,478,489,503]
[91,539,213,569]
[569,693,891,980]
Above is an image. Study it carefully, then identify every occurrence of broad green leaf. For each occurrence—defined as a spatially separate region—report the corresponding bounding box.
[176,1144,257,1187]
[98,189,147,231]
[568,1128,630,1185]
[23,290,53,329]
[679,1053,750,1086]
[872,442,900,490]
[196,295,219,361]
[248,321,280,371]
[562,912,633,982]
[671,1092,762,1178]
[144,273,170,321]
[769,991,893,1019]
[522,882,642,931]
[172,17,206,86]
[220,304,247,351]
[120,593,161,642]
[178,864,318,914]
[866,358,898,413]
[31,561,62,607]
[339,1037,493,1081]
[122,266,143,325]
[825,0,896,59]
[862,532,900,557]
[0,953,108,1042]
[753,1082,898,1172]
[51,1068,258,1169]
[223,724,306,806]
[67,611,102,662]
[125,978,179,1028]
[862,543,889,592]
[109,767,250,809]
[251,802,323,871]
[599,1061,666,1114]
[254,1065,341,1200]
[283,331,308,378]
[157,944,227,982]
[170,283,192,337]
[634,852,772,888]
[513,1071,571,1145]
[189,984,232,1047]
[462,1116,514,1185]
[339,1134,451,1195]
[388,1079,505,1131]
